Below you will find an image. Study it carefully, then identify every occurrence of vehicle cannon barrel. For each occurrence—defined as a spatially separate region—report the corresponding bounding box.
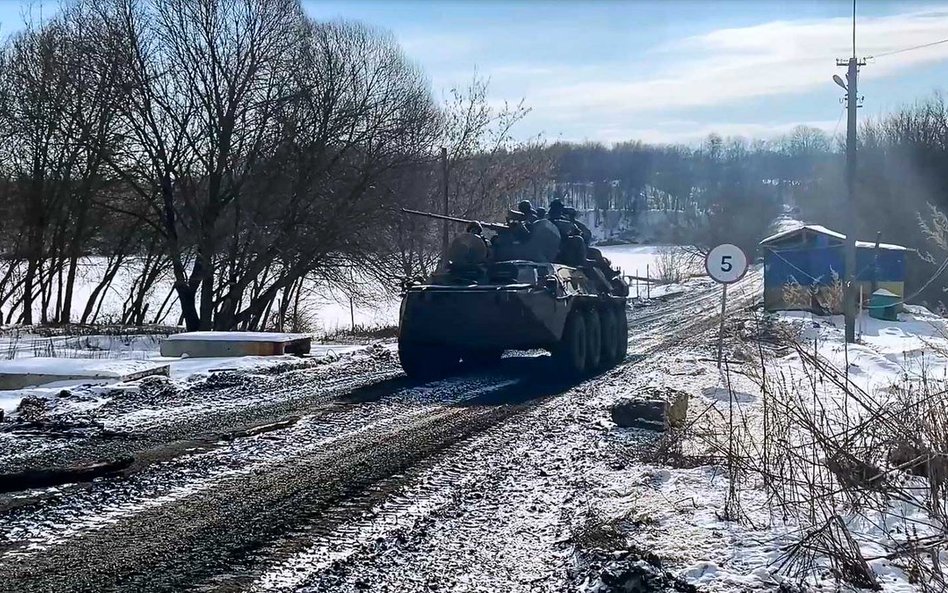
[400,208,509,232]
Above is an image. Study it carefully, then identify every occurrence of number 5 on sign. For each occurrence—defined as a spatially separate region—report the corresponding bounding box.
[705,244,749,367]
[705,244,748,284]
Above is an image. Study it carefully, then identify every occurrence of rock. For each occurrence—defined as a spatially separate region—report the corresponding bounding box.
[591,553,697,593]
[15,395,50,422]
[610,388,688,431]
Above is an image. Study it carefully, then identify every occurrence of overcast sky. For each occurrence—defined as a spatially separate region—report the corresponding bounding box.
[3,0,948,145]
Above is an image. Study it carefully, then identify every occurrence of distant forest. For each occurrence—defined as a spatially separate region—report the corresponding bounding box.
[539,97,948,306]
[1,0,947,330]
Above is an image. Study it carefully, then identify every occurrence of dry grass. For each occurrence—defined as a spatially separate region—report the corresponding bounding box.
[672,313,948,590]
[780,268,843,314]
[654,246,692,285]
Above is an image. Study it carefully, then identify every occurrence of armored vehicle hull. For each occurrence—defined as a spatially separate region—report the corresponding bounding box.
[398,261,628,379]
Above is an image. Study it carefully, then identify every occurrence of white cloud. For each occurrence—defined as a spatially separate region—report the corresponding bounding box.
[425,5,948,143]
[322,2,948,143]
[533,7,948,114]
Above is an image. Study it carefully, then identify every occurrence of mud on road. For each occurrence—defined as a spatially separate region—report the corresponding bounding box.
[0,273,761,593]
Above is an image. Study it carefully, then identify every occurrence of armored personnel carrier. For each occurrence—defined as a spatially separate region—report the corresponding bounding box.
[397,209,629,380]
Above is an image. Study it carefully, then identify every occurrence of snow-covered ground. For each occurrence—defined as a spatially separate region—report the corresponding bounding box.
[0,256,402,336]
[0,329,365,415]
[581,305,948,592]
[598,244,702,280]
[777,305,948,394]
[0,245,698,341]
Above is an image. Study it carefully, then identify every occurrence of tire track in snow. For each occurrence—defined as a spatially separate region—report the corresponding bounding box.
[0,375,520,556]
[0,273,761,592]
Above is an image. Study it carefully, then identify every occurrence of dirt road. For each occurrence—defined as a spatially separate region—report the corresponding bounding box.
[0,273,761,593]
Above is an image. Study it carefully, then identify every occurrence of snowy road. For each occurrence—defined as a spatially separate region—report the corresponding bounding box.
[0,272,762,593]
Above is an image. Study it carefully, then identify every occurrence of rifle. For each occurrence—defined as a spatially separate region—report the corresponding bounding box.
[400,208,510,232]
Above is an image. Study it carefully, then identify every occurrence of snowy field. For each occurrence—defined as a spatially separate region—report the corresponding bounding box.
[598,244,701,280]
[0,257,402,336]
[0,329,364,415]
[0,244,699,415]
[0,247,690,339]
[580,304,948,592]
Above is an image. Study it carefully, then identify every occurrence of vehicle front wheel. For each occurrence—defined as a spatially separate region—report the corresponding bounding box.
[584,308,602,372]
[552,311,587,378]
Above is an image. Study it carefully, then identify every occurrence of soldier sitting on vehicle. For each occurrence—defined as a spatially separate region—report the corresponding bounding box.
[523,210,560,262]
[518,199,539,224]
[547,200,586,267]
[492,201,562,263]
[492,210,532,262]
[564,207,592,245]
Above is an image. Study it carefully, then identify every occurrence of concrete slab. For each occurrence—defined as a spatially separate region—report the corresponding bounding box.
[0,358,170,390]
[160,331,312,358]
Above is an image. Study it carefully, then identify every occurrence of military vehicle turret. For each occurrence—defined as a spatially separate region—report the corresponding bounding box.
[397,208,629,380]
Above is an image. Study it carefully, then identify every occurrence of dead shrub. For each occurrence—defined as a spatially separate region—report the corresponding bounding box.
[668,312,948,590]
[781,268,843,314]
[654,246,689,284]
[781,277,812,310]
[775,515,881,591]
[572,505,629,552]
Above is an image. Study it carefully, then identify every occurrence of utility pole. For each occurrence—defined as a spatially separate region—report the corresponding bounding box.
[835,0,866,344]
[441,147,449,254]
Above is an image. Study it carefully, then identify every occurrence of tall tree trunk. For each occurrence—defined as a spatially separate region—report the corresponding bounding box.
[22,257,37,326]
[61,253,80,324]
[198,248,214,330]
[61,201,90,324]
[80,255,125,324]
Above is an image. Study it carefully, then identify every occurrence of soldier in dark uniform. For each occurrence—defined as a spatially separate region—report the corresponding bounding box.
[564,207,592,245]
[518,200,538,223]
[547,199,565,221]
[546,201,585,266]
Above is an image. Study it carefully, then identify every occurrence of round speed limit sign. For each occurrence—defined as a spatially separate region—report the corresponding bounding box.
[705,244,748,284]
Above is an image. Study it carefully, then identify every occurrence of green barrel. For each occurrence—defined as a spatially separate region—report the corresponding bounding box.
[868,289,901,321]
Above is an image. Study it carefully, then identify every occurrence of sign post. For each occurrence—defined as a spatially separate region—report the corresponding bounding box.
[705,244,749,367]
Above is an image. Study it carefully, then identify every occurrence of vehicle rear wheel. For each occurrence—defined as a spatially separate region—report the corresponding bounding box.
[616,305,629,361]
[398,341,461,380]
[552,310,587,378]
[584,308,602,372]
[599,307,619,367]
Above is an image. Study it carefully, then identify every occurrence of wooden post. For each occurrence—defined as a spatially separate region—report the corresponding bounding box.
[349,266,356,331]
[646,264,650,299]
[858,283,863,339]
[441,147,449,254]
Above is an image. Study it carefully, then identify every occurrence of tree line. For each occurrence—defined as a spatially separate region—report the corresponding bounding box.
[0,0,542,330]
[1,0,945,330]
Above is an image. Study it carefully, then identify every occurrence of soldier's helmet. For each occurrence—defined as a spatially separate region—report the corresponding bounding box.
[548,199,565,219]
[518,200,533,215]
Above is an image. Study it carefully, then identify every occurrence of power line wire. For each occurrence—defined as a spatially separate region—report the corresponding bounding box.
[832,104,846,139]
[868,37,948,60]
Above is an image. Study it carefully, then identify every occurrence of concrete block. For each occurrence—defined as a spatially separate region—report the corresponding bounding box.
[159,331,312,358]
[0,359,170,390]
[610,388,689,431]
